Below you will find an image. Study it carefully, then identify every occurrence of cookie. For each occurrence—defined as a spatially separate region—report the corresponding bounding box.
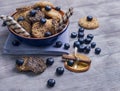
[42,8,62,22]
[32,19,59,38]
[26,10,45,23]
[78,16,99,29]
[16,56,47,74]
[16,6,32,12]
[63,54,91,72]
[33,1,54,9]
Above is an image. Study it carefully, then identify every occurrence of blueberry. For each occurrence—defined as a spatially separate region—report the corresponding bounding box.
[47,79,56,87]
[67,60,74,66]
[56,67,64,75]
[55,6,61,11]
[91,42,96,48]
[78,38,84,44]
[12,40,20,46]
[84,46,91,53]
[95,47,101,54]
[55,41,63,48]
[84,38,92,44]
[64,43,70,50]
[78,45,85,52]
[78,27,84,32]
[71,32,77,38]
[2,21,7,26]
[29,10,36,17]
[87,34,94,40]
[40,18,46,24]
[87,16,93,21]
[46,58,54,66]
[78,32,84,38]
[73,41,80,48]
[17,16,24,22]
[44,31,52,37]
[45,5,51,11]
[16,59,24,66]
[34,7,41,10]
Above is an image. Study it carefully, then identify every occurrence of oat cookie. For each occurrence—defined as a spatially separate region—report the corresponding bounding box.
[78,16,99,29]
[33,1,54,9]
[16,6,32,12]
[42,8,62,22]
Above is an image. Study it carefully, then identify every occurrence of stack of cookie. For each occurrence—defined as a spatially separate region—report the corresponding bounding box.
[12,1,69,38]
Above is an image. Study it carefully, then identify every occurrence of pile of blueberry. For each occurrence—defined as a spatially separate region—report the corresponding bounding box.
[71,27,101,55]
[45,58,64,87]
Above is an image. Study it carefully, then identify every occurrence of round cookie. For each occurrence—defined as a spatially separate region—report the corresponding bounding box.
[16,6,32,12]
[78,16,99,29]
[42,8,62,22]
[33,1,54,8]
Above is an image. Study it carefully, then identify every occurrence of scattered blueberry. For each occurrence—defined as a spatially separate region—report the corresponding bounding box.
[44,31,52,37]
[47,79,56,87]
[17,16,24,22]
[29,10,36,17]
[73,41,80,48]
[67,60,74,66]
[12,40,20,46]
[71,32,77,38]
[55,41,63,48]
[87,34,94,40]
[55,6,61,11]
[16,59,24,66]
[78,32,84,38]
[45,5,51,11]
[78,45,85,52]
[2,21,7,26]
[46,58,54,66]
[78,38,84,44]
[91,42,96,48]
[78,27,84,32]
[34,7,41,10]
[87,16,93,21]
[40,18,46,24]
[64,43,70,50]
[95,47,101,54]
[56,67,64,75]
[84,46,91,53]
[84,38,92,44]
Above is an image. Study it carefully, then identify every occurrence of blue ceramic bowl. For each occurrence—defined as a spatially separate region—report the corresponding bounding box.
[9,11,69,46]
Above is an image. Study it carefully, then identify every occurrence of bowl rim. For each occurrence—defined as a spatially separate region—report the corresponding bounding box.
[9,10,69,40]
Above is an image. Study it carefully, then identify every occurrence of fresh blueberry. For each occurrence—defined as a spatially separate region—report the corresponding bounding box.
[12,40,20,46]
[45,5,51,11]
[73,41,80,48]
[47,79,56,87]
[44,31,52,37]
[46,58,54,66]
[55,6,61,11]
[2,21,7,26]
[95,47,101,54]
[71,32,77,38]
[84,46,91,53]
[29,10,36,17]
[78,45,85,52]
[84,38,92,44]
[34,7,41,10]
[87,16,93,21]
[91,42,96,48]
[40,18,46,24]
[67,60,74,66]
[17,16,24,22]
[78,32,84,38]
[56,67,64,75]
[64,43,70,50]
[78,38,84,44]
[55,41,63,48]
[16,59,24,66]
[78,27,84,32]
[87,34,94,40]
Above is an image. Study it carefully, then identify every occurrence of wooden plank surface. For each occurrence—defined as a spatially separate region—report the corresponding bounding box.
[0,0,120,91]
